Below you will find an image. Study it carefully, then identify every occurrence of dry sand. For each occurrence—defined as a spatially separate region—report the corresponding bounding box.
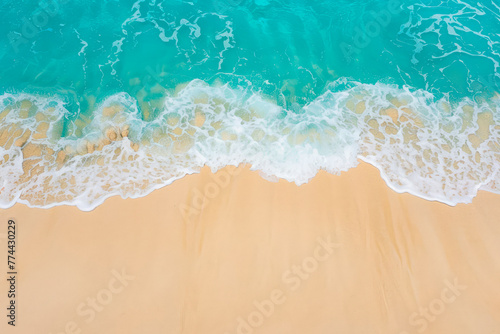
[1,161,500,334]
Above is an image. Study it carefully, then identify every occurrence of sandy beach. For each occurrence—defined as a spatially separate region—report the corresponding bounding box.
[1,161,500,334]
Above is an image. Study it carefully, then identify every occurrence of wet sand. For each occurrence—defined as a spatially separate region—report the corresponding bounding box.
[1,161,500,334]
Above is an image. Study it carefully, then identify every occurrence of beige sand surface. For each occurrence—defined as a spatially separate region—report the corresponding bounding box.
[1,162,500,334]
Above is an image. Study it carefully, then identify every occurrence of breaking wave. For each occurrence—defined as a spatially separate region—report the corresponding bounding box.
[0,78,498,210]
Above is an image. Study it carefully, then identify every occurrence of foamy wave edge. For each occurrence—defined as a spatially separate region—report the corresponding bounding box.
[0,78,498,210]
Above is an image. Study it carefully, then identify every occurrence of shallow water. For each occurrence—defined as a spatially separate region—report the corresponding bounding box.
[0,0,499,210]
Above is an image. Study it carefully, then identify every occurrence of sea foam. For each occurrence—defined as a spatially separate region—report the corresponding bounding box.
[0,78,498,210]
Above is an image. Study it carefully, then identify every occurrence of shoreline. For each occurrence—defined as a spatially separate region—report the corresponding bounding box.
[2,159,499,212]
[1,80,498,211]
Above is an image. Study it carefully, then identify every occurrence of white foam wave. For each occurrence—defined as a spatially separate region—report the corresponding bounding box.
[0,78,498,210]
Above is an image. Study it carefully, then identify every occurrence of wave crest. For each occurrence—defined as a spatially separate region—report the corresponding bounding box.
[0,79,498,210]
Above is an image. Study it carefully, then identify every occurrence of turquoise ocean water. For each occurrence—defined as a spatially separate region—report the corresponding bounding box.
[0,0,499,209]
